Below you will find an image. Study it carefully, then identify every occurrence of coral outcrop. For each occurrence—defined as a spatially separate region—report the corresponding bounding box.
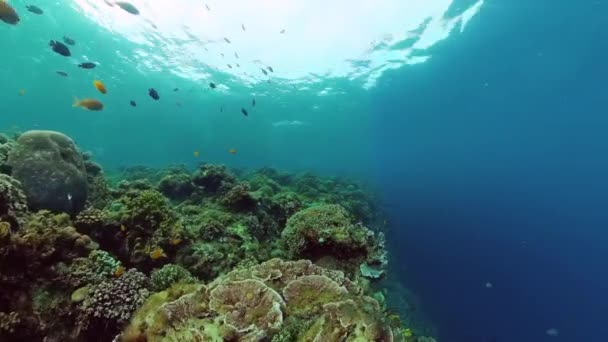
[0,174,27,228]
[7,130,88,214]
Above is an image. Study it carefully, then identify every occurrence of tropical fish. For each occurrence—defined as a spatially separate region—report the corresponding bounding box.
[67,193,72,201]
[129,100,136,107]
[227,64,232,69]
[73,97,104,111]
[252,98,256,107]
[229,148,237,155]
[26,5,43,15]
[93,80,107,94]
[120,224,127,232]
[170,238,182,246]
[173,88,179,92]
[148,88,159,100]
[63,36,75,45]
[56,71,68,77]
[209,82,217,89]
[280,29,286,34]
[0,1,19,25]
[261,68,268,75]
[115,1,139,15]
[241,108,249,116]
[241,23,246,31]
[205,4,210,11]
[194,151,200,158]
[114,266,125,277]
[267,66,274,72]
[234,52,239,59]
[50,40,71,57]
[224,37,231,43]
[149,247,167,260]
[78,62,96,69]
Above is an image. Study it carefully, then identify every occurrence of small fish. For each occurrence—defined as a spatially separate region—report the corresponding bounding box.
[18,89,26,96]
[78,62,96,69]
[149,247,167,260]
[175,101,181,107]
[129,100,136,107]
[234,52,239,59]
[241,23,246,31]
[228,148,237,155]
[67,193,72,201]
[224,37,231,44]
[26,5,43,15]
[220,105,224,112]
[227,64,232,69]
[194,151,200,158]
[120,224,127,231]
[93,80,107,94]
[114,266,125,277]
[220,53,224,58]
[115,1,139,15]
[50,40,71,57]
[148,88,159,100]
[261,68,268,75]
[0,1,20,25]
[236,63,240,68]
[205,4,210,11]
[173,88,179,92]
[252,98,256,107]
[56,71,68,77]
[241,108,248,117]
[267,66,274,73]
[63,36,75,45]
[209,82,217,89]
[170,238,182,246]
[73,97,103,111]
[280,29,286,34]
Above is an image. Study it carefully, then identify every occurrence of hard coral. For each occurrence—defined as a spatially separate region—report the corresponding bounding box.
[219,182,256,211]
[151,264,197,291]
[0,174,27,228]
[158,172,194,201]
[192,164,236,193]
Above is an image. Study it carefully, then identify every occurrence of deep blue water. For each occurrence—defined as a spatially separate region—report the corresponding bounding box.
[374,0,608,340]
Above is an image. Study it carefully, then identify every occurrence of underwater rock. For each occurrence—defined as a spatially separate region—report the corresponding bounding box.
[0,174,28,228]
[7,130,88,214]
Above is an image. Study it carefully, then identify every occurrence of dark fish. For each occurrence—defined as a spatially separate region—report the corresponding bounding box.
[205,4,210,11]
[130,100,137,107]
[49,40,71,57]
[220,53,224,58]
[235,52,239,59]
[78,62,96,69]
[227,64,232,69]
[56,71,68,77]
[209,82,216,89]
[224,37,231,43]
[116,1,139,15]
[267,66,274,72]
[261,68,268,75]
[241,23,246,31]
[252,98,256,107]
[280,29,285,34]
[241,108,248,116]
[26,5,43,15]
[236,63,240,67]
[0,1,20,24]
[220,106,224,112]
[63,36,75,45]
[173,88,179,91]
[148,88,159,100]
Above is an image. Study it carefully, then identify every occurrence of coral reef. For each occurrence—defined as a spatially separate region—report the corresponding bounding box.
[7,130,88,214]
[0,130,435,342]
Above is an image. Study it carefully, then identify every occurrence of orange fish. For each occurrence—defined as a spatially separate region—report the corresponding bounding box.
[73,97,104,111]
[149,247,167,260]
[194,151,200,158]
[114,266,125,277]
[93,80,107,94]
[170,238,182,246]
[0,1,20,25]
[228,148,237,155]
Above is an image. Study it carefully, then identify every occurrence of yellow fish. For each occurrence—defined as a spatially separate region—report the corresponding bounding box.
[114,266,125,277]
[93,80,107,94]
[120,224,127,232]
[193,151,200,158]
[149,247,167,260]
[170,238,182,246]
[228,148,237,155]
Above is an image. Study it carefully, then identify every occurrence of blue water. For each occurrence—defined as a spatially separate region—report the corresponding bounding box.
[375,0,608,340]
